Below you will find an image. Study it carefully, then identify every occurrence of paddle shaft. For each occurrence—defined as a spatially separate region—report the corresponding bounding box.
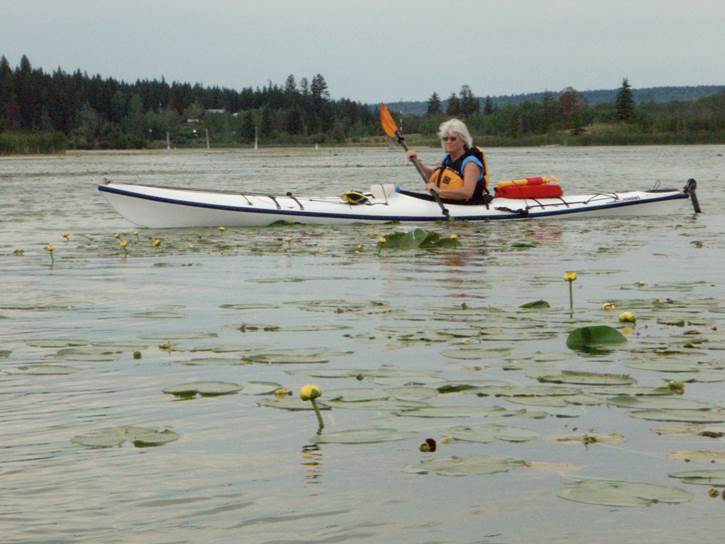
[394,131,449,219]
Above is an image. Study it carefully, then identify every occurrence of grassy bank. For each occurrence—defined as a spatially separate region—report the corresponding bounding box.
[0,132,67,155]
[2,129,724,155]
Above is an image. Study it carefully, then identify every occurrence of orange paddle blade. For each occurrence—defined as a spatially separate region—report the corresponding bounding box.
[379,102,399,138]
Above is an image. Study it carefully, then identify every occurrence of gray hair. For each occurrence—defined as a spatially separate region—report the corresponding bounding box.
[437,118,473,149]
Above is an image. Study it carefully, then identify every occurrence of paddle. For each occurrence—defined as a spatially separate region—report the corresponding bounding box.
[380,102,449,218]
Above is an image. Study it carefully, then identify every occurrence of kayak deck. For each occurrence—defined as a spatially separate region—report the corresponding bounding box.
[98,179,697,228]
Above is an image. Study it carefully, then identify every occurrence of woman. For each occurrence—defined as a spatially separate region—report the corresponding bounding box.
[406,119,488,202]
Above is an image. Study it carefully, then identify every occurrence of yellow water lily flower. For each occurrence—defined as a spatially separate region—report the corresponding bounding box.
[618,311,637,323]
[378,236,387,244]
[299,384,322,401]
[152,239,161,247]
[274,387,290,397]
[354,244,364,252]
[563,271,577,282]
[602,302,616,311]
[709,487,719,498]
[119,240,128,248]
[113,232,120,239]
[46,244,54,253]
[449,234,458,241]
[218,226,225,233]
[62,232,70,240]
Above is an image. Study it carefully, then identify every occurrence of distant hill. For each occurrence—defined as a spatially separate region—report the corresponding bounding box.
[384,85,725,115]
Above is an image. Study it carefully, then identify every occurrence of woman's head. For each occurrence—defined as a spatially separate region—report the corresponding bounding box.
[437,118,472,150]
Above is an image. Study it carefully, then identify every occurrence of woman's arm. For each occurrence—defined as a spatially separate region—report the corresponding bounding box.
[406,149,437,181]
[434,162,481,201]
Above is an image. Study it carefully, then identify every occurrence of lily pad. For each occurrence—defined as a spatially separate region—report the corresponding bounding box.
[629,409,725,423]
[520,300,551,309]
[285,367,440,383]
[551,433,625,445]
[180,357,249,366]
[475,385,583,397]
[447,423,539,443]
[243,348,351,365]
[25,339,89,348]
[556,479,691,507]
[607,395,712,411]
[394,406,508,418]
[51,347,119,361]
[379,228,461,250]
[243,381,283,395]
[326,388,390,402]
[71,426,179,448]
[132,311,185,319]
[652,423,725,438]
[669,469,725,486]
[503,396,568,407]
[670,450,725,463]
[140,332,218,340]
[256,397,331,411]
[566,326,627,351]
[586,385,674,397]
[538,371,635,386]
[16,364,79,375]
[220,303,278,310]
[442,346,511,360]
[163,381,242,398]
[313,428,418,444]
[625,360,706,373]
[325,399,427,411]
[404,455,527,476]
[385,386,439,401]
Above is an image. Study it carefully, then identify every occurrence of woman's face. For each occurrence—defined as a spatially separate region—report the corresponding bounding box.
[442,132,465,155]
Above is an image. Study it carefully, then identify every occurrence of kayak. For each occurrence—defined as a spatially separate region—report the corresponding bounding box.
[98,179,700,228]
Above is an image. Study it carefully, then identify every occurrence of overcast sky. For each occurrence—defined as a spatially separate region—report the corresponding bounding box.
[2,0,724,103]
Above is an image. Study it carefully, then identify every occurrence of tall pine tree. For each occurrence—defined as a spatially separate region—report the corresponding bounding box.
[615,78,635,121]
[426,92,441,116]
[445,92,461,116]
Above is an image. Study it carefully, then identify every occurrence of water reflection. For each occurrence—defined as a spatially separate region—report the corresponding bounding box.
[301,444,323,487]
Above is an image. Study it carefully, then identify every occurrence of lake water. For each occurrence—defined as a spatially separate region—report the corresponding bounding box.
[1,145,724,543]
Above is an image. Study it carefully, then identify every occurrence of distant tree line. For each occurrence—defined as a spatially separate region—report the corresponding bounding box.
[402,78,725,145]
[2,54,724,153]
[0,54,379,151]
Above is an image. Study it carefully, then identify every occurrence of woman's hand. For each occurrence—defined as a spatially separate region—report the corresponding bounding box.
[406,149,417,162]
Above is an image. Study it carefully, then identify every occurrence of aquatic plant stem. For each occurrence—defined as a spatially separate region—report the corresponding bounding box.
[568,281,574,317]
[311,399,325,434]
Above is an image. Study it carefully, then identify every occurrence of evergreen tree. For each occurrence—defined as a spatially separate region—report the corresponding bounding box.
[241,110,256,142]
[446,92,461,116]
[459,85,478,116]
[284,74,297,95]
[0,55,20,130]
[260,106,276,137]
[299,77,309,96]
[310,74,329,101]
[541,91,556,132]
[284,105,304,135]
[483,96,494,115]
[616,77,635,121]
[426,92,442,116]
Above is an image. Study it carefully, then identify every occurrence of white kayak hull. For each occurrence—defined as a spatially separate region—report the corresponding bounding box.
[98,180,696,228]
